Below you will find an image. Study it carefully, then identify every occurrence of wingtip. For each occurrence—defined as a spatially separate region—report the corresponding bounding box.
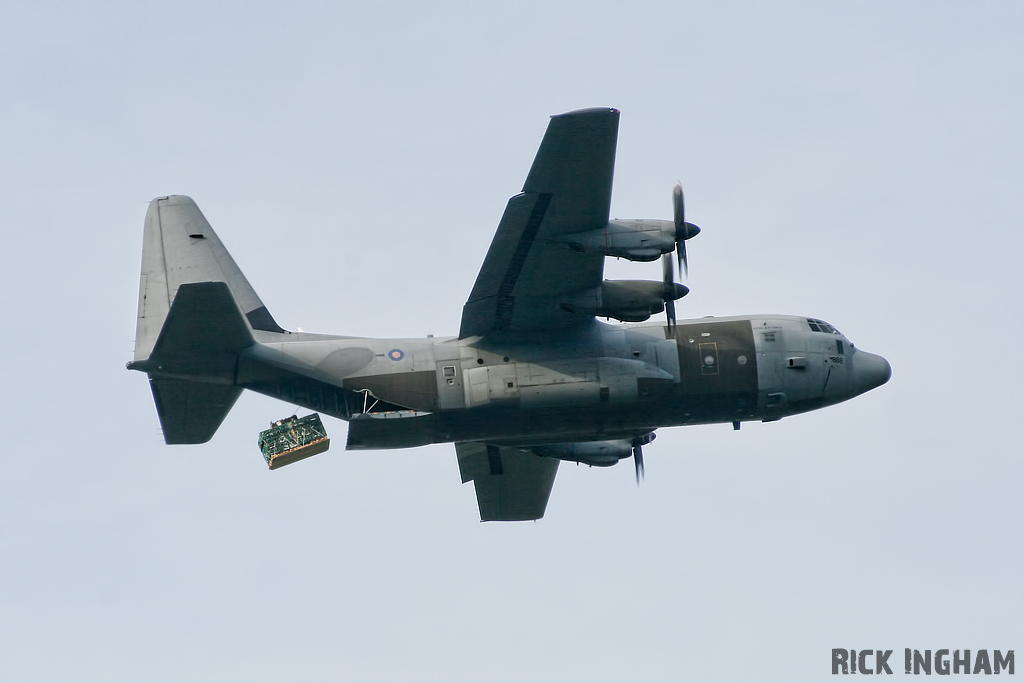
[554,107,620,119]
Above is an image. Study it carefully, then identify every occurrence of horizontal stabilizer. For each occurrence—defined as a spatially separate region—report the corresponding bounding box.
[131,282,253,444]
[148,281,253,366]
[150,379,243,444]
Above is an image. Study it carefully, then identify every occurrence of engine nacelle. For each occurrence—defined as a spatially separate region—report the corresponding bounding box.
[601,280,670,322]
[562,220,676,262]
[558,280,689,323]
[532,439,634,467]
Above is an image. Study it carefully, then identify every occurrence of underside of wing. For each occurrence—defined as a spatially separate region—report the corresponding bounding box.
[150,379,243,444]
[456,442,560,521]
[460,108,619,337]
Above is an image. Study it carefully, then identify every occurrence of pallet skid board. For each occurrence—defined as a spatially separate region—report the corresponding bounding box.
[267,437,331,470]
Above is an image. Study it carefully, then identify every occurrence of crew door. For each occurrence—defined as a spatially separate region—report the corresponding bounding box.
[435,344,466,410]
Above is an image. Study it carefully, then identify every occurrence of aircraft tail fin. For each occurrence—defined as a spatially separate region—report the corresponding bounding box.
[131,195,284,444]
[133,195,286,363]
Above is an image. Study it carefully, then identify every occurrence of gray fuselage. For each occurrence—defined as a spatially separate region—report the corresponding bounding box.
[236,313,890,450]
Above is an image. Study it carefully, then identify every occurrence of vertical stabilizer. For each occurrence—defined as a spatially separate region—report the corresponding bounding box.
[132,195,285,444]
[134,195,285,363]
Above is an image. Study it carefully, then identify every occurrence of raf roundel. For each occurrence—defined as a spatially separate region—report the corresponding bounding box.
[388,349,404,361]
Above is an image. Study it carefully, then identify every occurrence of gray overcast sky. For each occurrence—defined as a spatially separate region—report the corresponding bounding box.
[2,2,1022,681]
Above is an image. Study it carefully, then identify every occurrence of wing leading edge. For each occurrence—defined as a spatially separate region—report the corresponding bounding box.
[460,108,620,337]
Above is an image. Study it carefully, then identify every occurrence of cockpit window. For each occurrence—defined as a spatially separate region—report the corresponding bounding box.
[807,318,841,335]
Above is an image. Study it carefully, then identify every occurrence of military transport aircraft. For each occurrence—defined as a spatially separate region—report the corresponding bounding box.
[128,107,891,521]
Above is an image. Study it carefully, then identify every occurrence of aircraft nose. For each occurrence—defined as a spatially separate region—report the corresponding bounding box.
[851,350,891,394]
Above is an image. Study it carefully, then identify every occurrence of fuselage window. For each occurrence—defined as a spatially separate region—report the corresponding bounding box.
[807,318,839,335]
[836,339,844,355]
[442,365,457,378]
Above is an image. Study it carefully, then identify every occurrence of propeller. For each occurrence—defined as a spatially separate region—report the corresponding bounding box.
[661,182,699,331]
[660,254,689,332]
[631,433,656,486]
[662,253,678,330]
[633,443,645,484]
[672,182,701,277]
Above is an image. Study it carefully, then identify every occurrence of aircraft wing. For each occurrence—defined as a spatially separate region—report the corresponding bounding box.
[456,442,560,521]
[459,108,619,337]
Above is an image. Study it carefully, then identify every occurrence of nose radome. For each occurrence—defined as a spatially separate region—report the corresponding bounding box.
[852,350,891,393]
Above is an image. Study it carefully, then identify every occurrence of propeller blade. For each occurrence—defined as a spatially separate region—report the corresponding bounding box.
[672,182,699,278]
[662,253,677,329]
[633,444,645,485]
[672,182,684,226]
[673,182,687,278]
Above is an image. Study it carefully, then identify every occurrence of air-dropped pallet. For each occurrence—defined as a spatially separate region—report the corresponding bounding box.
[258,414,330,470]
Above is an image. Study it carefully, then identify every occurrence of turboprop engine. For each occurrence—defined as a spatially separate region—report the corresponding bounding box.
[558,280,689,323]
[560,183,701,328]
[532,439,635,467]
[563,220,678,261]
[561,183,702,278]
[532,433,656,483]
